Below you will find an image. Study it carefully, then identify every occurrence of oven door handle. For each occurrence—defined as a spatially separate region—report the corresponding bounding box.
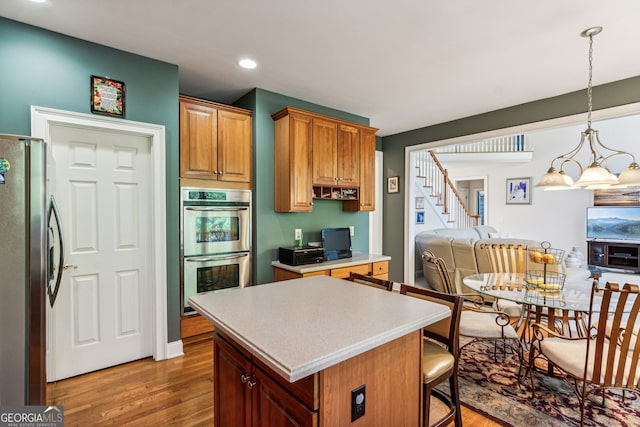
[186,253,250,263]
[185,207,249,212]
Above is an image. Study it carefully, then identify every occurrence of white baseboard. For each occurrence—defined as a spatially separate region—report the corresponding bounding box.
[166,340,184,359]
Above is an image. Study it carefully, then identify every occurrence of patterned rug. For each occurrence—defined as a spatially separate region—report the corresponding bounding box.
[446,340,640,426]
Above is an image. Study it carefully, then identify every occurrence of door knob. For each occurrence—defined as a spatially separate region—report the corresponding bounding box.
[63,263,78,270]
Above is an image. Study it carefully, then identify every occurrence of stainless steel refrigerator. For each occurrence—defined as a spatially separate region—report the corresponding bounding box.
[0,134,63,405]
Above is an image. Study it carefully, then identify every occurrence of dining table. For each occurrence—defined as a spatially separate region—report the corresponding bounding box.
[462,270,637,341]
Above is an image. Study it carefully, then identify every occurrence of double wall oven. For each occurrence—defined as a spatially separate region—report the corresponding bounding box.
[181,187,252,315]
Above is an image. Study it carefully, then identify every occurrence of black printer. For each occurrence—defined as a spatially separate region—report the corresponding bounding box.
[278,246,325,266]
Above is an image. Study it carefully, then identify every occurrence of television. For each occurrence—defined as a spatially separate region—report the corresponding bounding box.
[586,206,640,241]
[321,227,352,261]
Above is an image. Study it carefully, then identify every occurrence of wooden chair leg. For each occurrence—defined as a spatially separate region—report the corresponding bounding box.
[450,374,462,427]
[423,383,431,427]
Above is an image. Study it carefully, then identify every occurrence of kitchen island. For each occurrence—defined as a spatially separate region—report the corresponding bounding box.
[189,275,450,427]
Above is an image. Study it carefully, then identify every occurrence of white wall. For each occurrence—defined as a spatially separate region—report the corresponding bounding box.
[444,113,640,258]
[405,104,640,281]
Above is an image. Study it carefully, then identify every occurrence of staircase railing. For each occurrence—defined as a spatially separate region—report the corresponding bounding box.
[415,150,480,228]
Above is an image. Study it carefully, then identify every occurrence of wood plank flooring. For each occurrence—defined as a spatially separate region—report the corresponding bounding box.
[47,335,501,426]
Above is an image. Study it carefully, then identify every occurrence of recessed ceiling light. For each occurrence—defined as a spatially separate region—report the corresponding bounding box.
[238,58,257,69]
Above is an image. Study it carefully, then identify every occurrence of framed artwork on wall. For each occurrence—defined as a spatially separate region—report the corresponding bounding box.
[506,177,531,205]
[90,75,125,117]
[416,211,424,224]
[594,187,640,206]
[387,176,399,193]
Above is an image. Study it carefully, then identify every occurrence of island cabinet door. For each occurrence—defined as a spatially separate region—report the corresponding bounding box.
[252,367,317,427]
[214,335,253,427]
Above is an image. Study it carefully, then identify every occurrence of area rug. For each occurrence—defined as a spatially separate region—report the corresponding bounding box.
[445,340,640,426]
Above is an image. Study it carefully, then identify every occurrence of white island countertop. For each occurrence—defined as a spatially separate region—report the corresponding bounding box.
[188,275,450,382]
[271,252,390,274]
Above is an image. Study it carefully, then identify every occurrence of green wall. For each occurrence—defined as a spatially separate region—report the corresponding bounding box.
[0,18,182,342]
[235,89,372,284]
[381,76,640,281]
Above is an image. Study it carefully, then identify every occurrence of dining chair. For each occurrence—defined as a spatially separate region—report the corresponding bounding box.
[348,272,394,291]
[479,242,528,318]
[528,281,640,427]
[422,251,520,361]
[400,283,464,427]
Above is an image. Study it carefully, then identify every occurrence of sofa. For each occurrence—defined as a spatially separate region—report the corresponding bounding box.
[415,226,554,294]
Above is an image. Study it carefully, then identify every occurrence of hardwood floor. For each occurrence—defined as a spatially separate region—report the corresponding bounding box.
[47,335,502,426]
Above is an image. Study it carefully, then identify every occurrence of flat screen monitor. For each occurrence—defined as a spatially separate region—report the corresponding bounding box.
[321,227,352,261]
[587,206,640,241]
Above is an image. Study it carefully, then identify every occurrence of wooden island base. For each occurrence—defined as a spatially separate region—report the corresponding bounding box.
[215,330,422,426]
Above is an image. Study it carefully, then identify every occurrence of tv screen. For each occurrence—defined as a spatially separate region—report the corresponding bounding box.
[587,207,640,241]
[321,228,352,261]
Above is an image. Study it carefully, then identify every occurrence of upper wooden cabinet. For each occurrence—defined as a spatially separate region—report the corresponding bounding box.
[273,111,314,212]
[179,95,252,183]
[272,106,377,212]
[344,128,376,212]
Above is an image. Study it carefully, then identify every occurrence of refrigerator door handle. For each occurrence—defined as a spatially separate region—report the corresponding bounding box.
[47,195,65,307]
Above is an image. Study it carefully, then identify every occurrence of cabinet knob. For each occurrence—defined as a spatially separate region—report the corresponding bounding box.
[247,378,257,389]
[219,170,223,175]
[240,374,250,383]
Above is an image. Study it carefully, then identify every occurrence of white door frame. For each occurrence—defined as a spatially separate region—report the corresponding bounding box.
[31,106,171,362]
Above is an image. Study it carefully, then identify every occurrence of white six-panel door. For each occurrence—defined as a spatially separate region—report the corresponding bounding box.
[48,123,152,380]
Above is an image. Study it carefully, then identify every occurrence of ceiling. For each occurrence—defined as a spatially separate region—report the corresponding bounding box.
[3,0,640,136]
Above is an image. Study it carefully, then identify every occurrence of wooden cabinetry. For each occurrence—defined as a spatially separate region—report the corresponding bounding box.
[273,259,389,282]
[273,111,314,212]
[344,128,376,211]
[179,95,252,183]
[272,107,377,212]
[214,333,317,427]
[588,240,640,272]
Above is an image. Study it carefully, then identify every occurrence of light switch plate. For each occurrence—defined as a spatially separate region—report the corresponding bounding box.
[349,226,355,237]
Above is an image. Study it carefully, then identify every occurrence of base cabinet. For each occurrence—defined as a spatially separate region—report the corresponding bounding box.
[214,334,317,427]
[273,260,389,282]
[588,240,640,272]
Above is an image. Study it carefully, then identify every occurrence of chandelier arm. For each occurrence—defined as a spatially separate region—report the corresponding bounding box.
[589,130,637,165]
[556,158,584,175]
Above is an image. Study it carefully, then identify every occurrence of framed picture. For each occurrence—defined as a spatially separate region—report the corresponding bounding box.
[594,188,640,206]
[506,177,531,204]
[415,197,425,209]
[91,75,125,117]
[416,211,425,224]
[387,176,399,193]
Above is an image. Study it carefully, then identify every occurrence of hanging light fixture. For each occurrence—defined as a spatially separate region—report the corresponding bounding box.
[535,26,640,191]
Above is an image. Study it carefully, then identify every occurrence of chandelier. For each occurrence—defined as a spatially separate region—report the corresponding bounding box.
[535,27,640,191]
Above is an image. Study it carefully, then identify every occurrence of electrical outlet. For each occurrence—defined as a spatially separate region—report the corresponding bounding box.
[349,226,355,237]
[351,384,365,421]
[294,228,302,241]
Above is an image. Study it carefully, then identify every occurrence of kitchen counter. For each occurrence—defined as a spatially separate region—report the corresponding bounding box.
[271,252,390,274]
[188,275,449,382]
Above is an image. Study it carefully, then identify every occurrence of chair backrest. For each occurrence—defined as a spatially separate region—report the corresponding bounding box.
[480,242,527,274]
[421,250,455,294]
[400,284,463,353]
[586,281,640,389]
[348,272,393,291]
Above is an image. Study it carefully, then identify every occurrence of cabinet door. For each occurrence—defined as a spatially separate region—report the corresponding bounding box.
[337,124,360,185]
[218,109,252,183]
[312,118,338,185]
[180,101,218,179]
[252,366,317,427]
[274,113,313,212]
[214,335,252,427]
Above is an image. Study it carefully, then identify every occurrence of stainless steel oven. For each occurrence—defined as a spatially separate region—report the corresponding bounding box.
[181,187,252,314]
